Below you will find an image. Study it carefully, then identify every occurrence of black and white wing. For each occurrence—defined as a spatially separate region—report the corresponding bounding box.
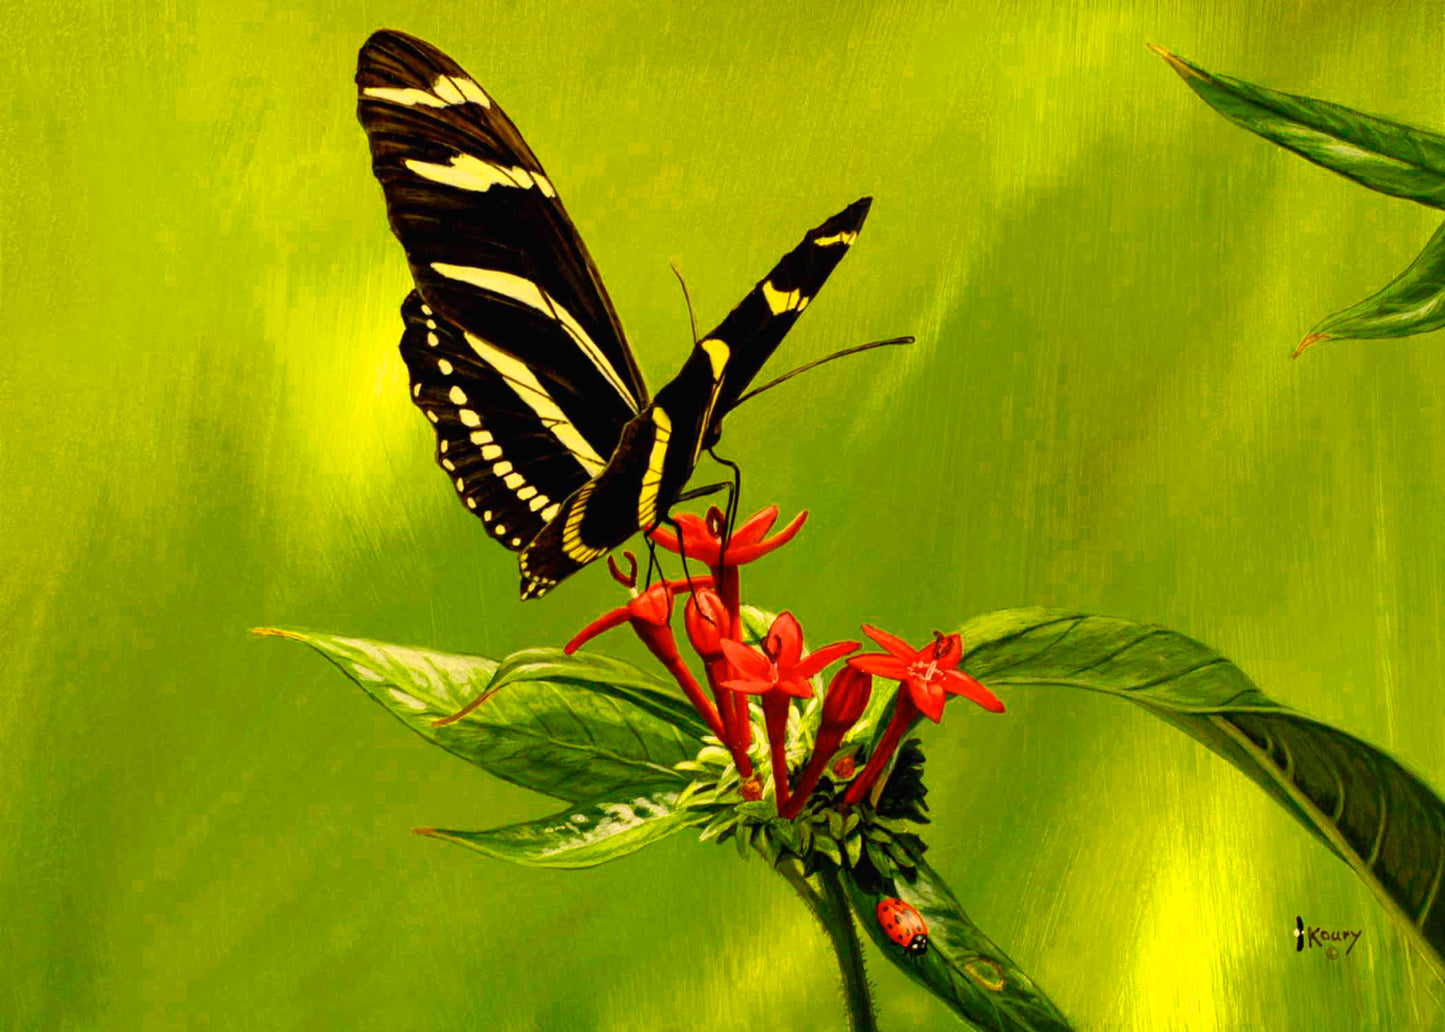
[356,29,648,551]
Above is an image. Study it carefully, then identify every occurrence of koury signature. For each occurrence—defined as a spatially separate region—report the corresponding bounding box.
[1303,925,1363,955]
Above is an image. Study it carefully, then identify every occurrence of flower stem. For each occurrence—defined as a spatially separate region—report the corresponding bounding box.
[778,861,877,1032]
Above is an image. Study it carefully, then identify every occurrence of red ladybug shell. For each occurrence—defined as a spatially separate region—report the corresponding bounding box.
[876,897,928,956]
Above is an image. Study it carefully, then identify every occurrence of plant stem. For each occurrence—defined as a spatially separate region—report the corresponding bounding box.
[779,862,877,1032]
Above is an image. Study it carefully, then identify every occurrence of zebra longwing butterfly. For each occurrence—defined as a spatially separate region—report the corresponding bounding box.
[357,30,879,599]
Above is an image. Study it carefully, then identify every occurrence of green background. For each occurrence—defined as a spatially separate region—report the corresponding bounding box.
[6,0,1445,1028]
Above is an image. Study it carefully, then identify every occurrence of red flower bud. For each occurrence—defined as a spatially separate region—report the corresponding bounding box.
[741,776,763,802]
[820,665,872,736]
[684,588,731,660]
[832,754,856,780]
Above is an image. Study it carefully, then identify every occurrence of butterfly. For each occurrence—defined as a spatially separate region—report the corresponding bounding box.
[357,29,888,599]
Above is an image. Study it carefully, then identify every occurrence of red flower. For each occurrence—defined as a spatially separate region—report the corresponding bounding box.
[717,611,857,814]
[848,627,1003,723]
[649,505,807,569]
[720,612,858,699]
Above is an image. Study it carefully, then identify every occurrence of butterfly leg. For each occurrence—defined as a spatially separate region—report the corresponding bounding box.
[705,448,743,557]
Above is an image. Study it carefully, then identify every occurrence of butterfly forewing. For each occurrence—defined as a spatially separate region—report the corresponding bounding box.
[398,291,592,551]
[357,29,646,466]
[699,197,873,421]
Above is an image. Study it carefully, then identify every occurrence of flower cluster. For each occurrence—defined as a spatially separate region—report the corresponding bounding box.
[565,505,1004,818]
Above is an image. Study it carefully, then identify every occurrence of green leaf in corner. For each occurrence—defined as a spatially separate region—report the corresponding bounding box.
[418,789,704,869]
[253,630,704,805]
[1151,45,1445,209]
[843,851,1074,1031]
[960,607,1445,980]
[1293,218,1445,355]
[1152,46,1445,354]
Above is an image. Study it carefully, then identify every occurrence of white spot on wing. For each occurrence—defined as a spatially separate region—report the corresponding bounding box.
[448,385,468,405]
[405,154,549,194]
[459,409,481,427]
[362,85,449,108]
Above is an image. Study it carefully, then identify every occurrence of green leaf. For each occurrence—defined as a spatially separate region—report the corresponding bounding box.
[1294,218,1445,353]
[865,838,893,879]
[962,607,1445,980]
[698,809,739,844]
[255,630,704,804]
[738,605,773,646]
[418,789,703,869]
[844,852,1074,1031]
[1152,45,1445,208]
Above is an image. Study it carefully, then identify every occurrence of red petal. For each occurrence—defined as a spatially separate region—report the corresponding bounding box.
[768,611,804,666]
[721,510,807,565]
[720,639,773,680]
[646,524,681,551]
[730,505,779,547]
[649,513,721,564]
[564,608,630,653]
[793,640,860,678]
[721,677,774,696]
[848,654,910,679]
[909,676,946,723]
[942,670,1005,713]
[777,676,815,699]
[933,632,963,669]
[861,625,919,661]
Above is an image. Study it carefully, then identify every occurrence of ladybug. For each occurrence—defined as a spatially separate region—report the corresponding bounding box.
[876,897,928,956]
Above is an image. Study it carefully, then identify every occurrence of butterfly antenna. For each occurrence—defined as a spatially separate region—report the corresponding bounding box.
[670,260,699,345]
[733,336,914,407]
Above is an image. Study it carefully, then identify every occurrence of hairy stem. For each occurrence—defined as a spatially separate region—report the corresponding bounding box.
[779,861,877,1032]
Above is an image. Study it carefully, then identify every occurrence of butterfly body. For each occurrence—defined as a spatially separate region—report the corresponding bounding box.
[358,30,874,598]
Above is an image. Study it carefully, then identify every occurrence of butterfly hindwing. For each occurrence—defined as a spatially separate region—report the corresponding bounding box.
[357,29,646,468]
[399,291,592,551]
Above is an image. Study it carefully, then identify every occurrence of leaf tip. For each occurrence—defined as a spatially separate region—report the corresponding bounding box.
[1293,331,1331,358]
[1148,43,1203,81]
[250,626,305,642]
